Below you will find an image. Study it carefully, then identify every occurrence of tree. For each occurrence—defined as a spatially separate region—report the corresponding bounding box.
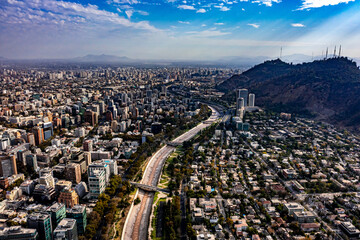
[134,197,141,205]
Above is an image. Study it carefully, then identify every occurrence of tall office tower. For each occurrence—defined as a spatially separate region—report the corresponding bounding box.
[146,90,152,98]
[88,168,106,199]
[98,101,105,114]
[53,218,78,240]
[0,155,17,177]
[27,213,53,240]
[121,92,128,105]
[27,133,35,146]
[91,105,100,116]
[236,97,244,111]
[26,154,38,171]
[32,126,44,146]
[248,93,255,107]
[237,89,249,107]
[66,163,81,184]
[161,86,167,96]
[17,150,31,167]
[84,110,97,126]
[83,152,91,166]
[67,205,87,235]
[42,122,53,140]
[47,202,66,228]
[88,162,110,183]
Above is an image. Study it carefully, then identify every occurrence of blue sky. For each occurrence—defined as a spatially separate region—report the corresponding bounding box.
[0,0,359,60]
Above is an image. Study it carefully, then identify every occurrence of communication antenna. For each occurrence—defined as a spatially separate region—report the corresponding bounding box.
[325,48,328,59]
[333,46,337,58]
[339,45,342,57]
[280,47,282,59]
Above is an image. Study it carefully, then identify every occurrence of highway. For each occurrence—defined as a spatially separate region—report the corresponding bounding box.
[122,106,220,240]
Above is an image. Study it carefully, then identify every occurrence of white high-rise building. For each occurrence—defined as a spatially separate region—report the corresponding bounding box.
[88,168,106,199]
[237,89,249,106]
[248,93,255,107]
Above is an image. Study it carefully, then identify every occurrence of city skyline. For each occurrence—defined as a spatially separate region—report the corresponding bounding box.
[0,0,359,60]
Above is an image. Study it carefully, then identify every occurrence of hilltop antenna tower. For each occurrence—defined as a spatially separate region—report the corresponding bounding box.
[333,46,337,58]
[339,45,342,57]
[280,47,283,59]
[325,48,328,59]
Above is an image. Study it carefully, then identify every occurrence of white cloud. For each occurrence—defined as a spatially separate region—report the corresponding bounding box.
[196,8,206,13]
[3,0,158,31]
[248,23,260,28]
[214,5,231,11]
[177,5,196,10]
[252,0,281,7]
[178,20,190,24]
[125,10,134,18]
[219,6,231,11]
[299,0,355,10]
[291,23,305,27]
[186,29,230,37]
[215,22,224,25]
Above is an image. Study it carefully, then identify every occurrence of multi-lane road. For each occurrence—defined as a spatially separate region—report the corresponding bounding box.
[122,106,220,240]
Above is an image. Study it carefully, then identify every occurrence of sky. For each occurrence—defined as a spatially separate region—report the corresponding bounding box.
[0,0,359,60]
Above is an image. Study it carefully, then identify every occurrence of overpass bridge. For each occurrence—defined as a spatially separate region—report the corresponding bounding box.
[130,182,170,193]
[167,142,182,147]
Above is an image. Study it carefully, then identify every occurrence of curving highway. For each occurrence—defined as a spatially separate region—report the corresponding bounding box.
[122,106,220,240]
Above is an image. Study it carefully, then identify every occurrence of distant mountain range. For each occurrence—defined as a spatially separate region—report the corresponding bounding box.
[217,57,360,131]
[1,54,359,67]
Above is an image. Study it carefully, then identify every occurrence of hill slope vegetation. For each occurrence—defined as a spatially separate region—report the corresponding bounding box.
[217,57,360,130]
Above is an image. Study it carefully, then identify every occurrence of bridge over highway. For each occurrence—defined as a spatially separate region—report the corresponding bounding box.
[130,182,170,193]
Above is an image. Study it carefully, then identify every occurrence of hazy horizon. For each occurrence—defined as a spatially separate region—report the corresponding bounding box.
[1,0,359,60]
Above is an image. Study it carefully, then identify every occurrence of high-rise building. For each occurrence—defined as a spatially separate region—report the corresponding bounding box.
[248,93,255,107]
[58,188,79,208]
[66,205,87,235]
[83,140,93,152]
[0,155,17,177]
[27,133,35,146]
[33,184,56,202]
[43,122,53,140]
[32,126,44,146]
[17,149,31,167]
[47,202,66,228]
[0,138,10,150]
[25,154,38,171]
[66,163,81,184]
[53,218,78,240]
[236,97,244,111]
[83,152,91,166]
[0,227,38,240]
[89,162,110,183]
[27,213,52,240]
[237,89,249,107]
[161,86,167,96]
[84,110,98,126]
[88,168,106,199]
